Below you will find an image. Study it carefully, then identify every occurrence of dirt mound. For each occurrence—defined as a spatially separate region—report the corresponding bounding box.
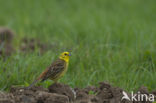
[9,85,70,103]
[48,83,75,102]
[0,27,56,57]
[0,27,15,57]
[0,27,14,43]
[20,37,55,54]
[0,82,155,103]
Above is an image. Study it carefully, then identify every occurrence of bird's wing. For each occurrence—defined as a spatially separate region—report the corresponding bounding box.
[27,59,65,89]
[40,59,65,82]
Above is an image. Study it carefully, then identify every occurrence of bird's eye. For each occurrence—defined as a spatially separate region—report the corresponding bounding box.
[64,53,67,56]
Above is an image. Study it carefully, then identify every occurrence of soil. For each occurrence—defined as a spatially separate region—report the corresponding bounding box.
[0,27,56,57]
[0,27,14,43]
[20,37,55,54]
[0,27,15,57]
[0,82,155,103]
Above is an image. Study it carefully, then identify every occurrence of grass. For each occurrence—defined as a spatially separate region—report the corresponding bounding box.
[0,0,156,91]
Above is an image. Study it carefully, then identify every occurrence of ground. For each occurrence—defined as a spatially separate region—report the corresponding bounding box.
[0,82,155,103]
[0,0,155,95]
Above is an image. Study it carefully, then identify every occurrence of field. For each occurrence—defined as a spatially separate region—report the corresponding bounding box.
[0,0,156,93]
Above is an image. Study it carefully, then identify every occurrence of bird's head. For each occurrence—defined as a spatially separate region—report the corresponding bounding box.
[59,52,71,62]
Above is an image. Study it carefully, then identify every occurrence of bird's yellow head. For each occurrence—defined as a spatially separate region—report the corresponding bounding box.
[59,52,71,62]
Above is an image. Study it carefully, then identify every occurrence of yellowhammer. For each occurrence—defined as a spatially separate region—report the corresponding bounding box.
[27,52,71,89]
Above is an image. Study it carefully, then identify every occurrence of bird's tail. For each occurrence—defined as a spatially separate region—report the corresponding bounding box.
[26,79,39,89]
[26,68,49,89]
[26,75,43,89]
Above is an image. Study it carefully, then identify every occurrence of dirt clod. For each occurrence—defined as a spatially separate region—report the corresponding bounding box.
[0,27,14,43]
[0,27,15,57]
[20,37,55,54]
[36,91,69,103]
[0,91,15,103]
[48,83,75,102]
[0,82,155,103]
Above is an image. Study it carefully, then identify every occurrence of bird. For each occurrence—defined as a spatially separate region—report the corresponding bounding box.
[27,51,71,89]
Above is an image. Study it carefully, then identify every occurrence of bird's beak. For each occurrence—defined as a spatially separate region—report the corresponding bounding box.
[69,53,71,56]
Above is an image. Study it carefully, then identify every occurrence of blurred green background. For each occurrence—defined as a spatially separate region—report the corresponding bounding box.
[0,0,156,91]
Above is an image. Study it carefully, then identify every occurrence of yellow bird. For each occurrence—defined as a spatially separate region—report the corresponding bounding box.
[27,52,71,89]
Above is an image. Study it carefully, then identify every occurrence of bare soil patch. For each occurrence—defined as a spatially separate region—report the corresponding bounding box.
[20,37,55,54]
[0,82,155,103]
[0,27,15,57]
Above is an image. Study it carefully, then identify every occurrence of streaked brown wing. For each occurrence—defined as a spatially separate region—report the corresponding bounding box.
[41,59,65,82]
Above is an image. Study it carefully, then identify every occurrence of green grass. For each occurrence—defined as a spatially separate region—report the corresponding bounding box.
[0,0,156,91]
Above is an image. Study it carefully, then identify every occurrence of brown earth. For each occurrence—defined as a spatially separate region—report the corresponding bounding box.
[20,37,56,54]
[0,27,56,57]
[0,27,15,57]
[0,27,14,43]
[0,82,155,103]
